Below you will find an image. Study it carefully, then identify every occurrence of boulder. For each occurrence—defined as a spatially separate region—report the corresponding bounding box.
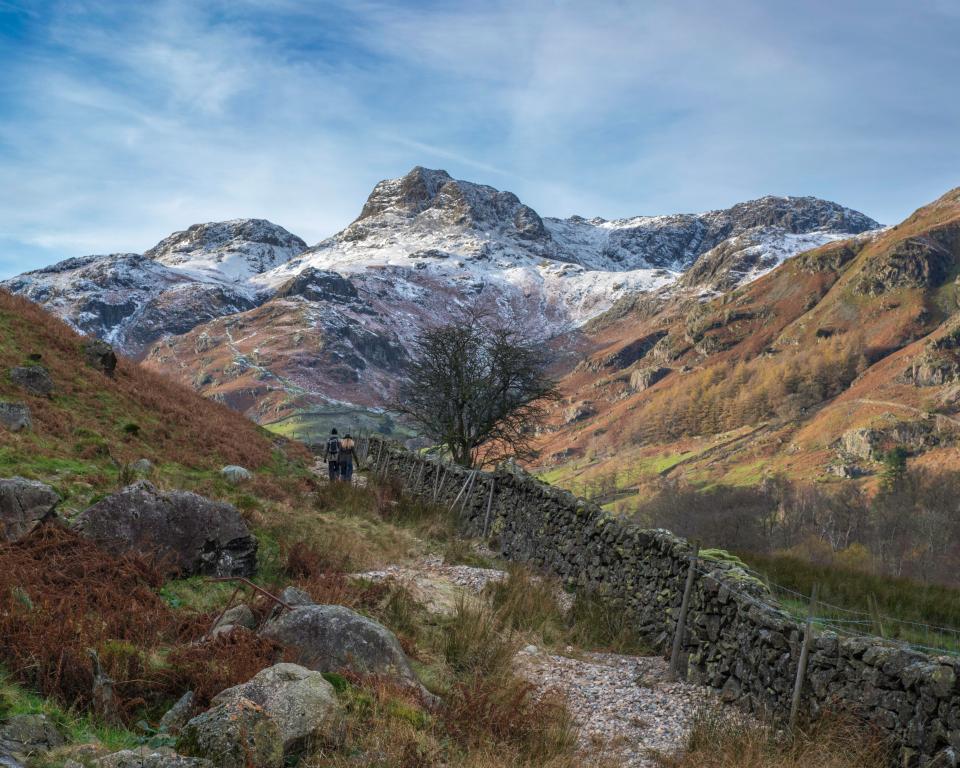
[83,339,118,376]
[131,458,154,475]
[0,714,65,764]
[177,698,283,768]
[0,403,31,433]
[74,481,257,577]
[214,604,256,631]
[0,477,59,542]
[260,605,417,684]
[220,465,252,484]
[96,748,212,768]
[158,691,195,735]
[208,664,339,755]
[9,366,53,397]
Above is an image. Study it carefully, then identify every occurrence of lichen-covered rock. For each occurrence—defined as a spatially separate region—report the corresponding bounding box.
[74,481,257,577]
[9,366,53,397]
[177,698,283,768]
[0,402,31,433]
[82,338,118,375]
[208,664,339,754]
[0,477,59,542]
[0,714,65,763]
[261,605,417,683]
[96,748,212,768]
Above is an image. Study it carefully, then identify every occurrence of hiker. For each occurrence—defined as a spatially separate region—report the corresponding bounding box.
[324,429,341,482]
[339,433,358,483]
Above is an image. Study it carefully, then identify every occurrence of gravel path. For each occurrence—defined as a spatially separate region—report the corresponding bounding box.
[515,647,715,767]
[353,556,722,764]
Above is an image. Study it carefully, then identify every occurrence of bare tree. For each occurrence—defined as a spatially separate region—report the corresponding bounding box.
[394,315,559,467]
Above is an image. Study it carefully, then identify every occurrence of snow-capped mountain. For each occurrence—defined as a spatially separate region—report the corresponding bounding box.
[2,166,880,435]
[147,219,307,281]
[3,220,306,354]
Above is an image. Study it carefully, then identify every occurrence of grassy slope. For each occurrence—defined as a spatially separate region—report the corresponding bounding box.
[536,188,960,504]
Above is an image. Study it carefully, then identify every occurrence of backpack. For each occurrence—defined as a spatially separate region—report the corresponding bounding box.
[326,436,340,459]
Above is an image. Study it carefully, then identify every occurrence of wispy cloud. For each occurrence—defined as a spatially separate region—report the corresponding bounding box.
[0,0,957,277]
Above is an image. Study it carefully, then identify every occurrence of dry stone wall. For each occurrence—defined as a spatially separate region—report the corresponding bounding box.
[367,437,960,767]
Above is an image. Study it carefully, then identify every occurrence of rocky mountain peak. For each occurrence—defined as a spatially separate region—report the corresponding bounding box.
[717,195,880,236]
[350,166,548,242]
[146,218,307,277]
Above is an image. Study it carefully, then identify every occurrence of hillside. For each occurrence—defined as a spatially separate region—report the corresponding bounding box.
[2,167,878,442]
[0,289,315,511]
[536,187,960,511]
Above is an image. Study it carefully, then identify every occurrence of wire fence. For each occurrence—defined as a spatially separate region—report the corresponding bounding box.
[693,560,960,658]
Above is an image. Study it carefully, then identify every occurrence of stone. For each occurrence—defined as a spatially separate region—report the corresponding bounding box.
[220,465,252,484]
[0,403,31,433]
[177,697,283,768]
[74,481,257,577]
[9,366,53,397]
[279,586,316,607]
[0,714,65,762]
[260,605,417,684]
[82,338,118,375]
[208,663,339,754]
[0,477,59,542]
[158,691,195,735]
[96,747,213,767]
[131,458,154,475]
[215,604,256,631]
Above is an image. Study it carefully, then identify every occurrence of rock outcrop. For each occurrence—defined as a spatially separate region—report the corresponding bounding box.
[629,366,671,392]
[0,714,65,766]
[0,477,59,542]
[82,339,118,375]
[9,366,53,397]
[74,481,257,577]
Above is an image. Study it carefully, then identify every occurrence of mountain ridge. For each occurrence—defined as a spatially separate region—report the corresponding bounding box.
[2,167,880,438]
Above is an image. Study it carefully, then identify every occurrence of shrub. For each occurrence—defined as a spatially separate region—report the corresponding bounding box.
[0,525,206,720]
[652,708,889,768]
[167,628,287,707]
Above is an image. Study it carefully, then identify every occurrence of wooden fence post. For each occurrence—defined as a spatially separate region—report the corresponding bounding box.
[433,463,444,501]
[458,470,478,515]
[789,584,819,732]
[449,471,474,513]
[482,478,496,538]
[668,541,700,681]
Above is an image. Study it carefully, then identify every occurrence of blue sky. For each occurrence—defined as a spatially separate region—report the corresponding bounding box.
[0,0,958,278]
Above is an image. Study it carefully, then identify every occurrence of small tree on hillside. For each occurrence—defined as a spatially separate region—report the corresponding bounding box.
[394,318,559,467]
